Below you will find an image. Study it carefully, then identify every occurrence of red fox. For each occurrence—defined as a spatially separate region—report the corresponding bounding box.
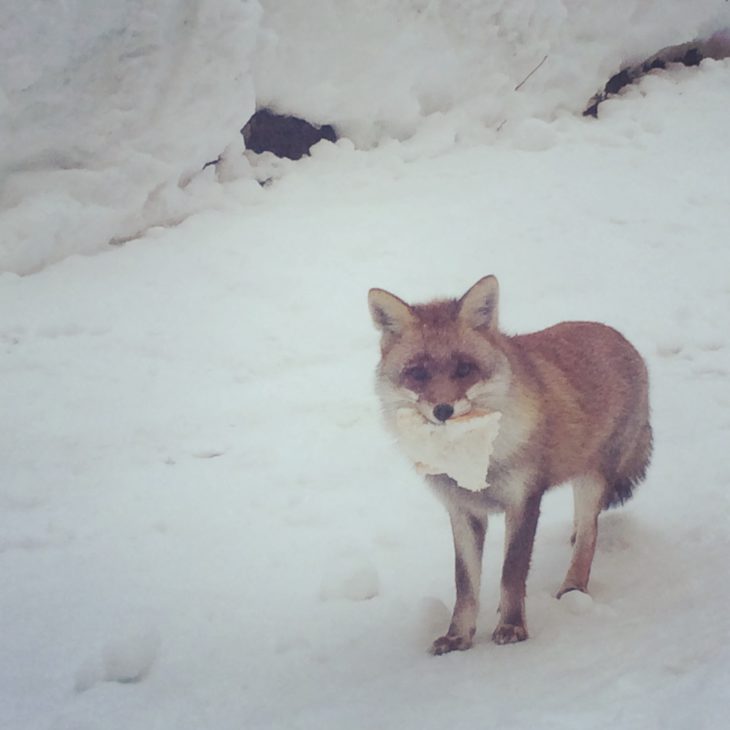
[368,276,652,654]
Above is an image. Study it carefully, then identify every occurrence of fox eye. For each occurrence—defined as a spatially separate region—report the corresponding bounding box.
[404,365,430,382]
[454,361,475,379]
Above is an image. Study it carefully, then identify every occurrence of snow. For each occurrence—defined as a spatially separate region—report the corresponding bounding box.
[2,4,730,730]
[0,0,260,274]
[253,0,730,144]
[3,1,730,274]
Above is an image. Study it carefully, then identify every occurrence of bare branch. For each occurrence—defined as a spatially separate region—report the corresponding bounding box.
[515,55,548,91]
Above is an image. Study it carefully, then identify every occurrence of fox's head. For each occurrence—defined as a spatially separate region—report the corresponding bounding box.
[368,276,512,424]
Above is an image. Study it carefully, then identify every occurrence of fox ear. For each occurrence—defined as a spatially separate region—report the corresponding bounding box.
[459,275,499,331]
[368,288,415,337]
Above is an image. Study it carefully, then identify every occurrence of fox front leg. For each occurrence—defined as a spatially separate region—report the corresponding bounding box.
[431,509,487,655]
[493,492,542,645]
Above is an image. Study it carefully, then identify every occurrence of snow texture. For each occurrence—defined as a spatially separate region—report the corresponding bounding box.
[0,0,260,274]
[253,0,730,144]
[2,3,730,730]
[2,1,730,273]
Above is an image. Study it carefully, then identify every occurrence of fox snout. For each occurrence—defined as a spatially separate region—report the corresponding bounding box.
[433,403,455,422]
[418,397,473,424]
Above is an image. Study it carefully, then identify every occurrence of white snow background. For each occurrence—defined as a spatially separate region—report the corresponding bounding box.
[2,2,730,729]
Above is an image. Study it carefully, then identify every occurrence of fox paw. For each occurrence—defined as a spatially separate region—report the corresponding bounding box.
[556,583,588,599]
[492,623,528,645]
[430,634,473,655]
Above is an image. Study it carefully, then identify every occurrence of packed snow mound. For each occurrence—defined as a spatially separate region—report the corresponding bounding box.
[254,0,730,146]
[2,0,729,275]
[0,0,260,275]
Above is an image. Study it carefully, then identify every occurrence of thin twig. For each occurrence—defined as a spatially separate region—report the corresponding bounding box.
[514,54,548,91]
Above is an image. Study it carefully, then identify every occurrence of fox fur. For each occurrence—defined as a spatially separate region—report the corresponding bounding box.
[368,275,652,654]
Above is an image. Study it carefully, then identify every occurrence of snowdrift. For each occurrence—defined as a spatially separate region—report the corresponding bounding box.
[1,0,729,273]
[0,0,260,274]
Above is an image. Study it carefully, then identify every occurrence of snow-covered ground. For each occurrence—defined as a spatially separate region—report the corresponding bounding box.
[3,56,730,729]
[3,3,730,729]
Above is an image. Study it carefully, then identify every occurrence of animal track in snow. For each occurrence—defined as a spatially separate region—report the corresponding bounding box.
[75,629,160,692]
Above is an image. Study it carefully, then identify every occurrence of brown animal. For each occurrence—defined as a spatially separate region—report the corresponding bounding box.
[368,276,652,654]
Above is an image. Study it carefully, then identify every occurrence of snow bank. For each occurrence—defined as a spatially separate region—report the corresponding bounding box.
[255,0,730,145]
[2,1,729,275]
[0,0,260,274]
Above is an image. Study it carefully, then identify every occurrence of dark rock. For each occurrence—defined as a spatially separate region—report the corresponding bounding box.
[583,42,713,117]
[682,47,703,67]
[604,68,633,96]
[242,109,337,160]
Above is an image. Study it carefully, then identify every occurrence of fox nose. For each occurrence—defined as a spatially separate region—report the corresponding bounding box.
[433,403,454,422]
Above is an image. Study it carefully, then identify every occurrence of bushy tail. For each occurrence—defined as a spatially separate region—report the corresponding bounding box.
[605,422,653,509]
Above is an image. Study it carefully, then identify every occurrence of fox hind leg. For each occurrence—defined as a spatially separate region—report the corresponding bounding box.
[557,474,605,598]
